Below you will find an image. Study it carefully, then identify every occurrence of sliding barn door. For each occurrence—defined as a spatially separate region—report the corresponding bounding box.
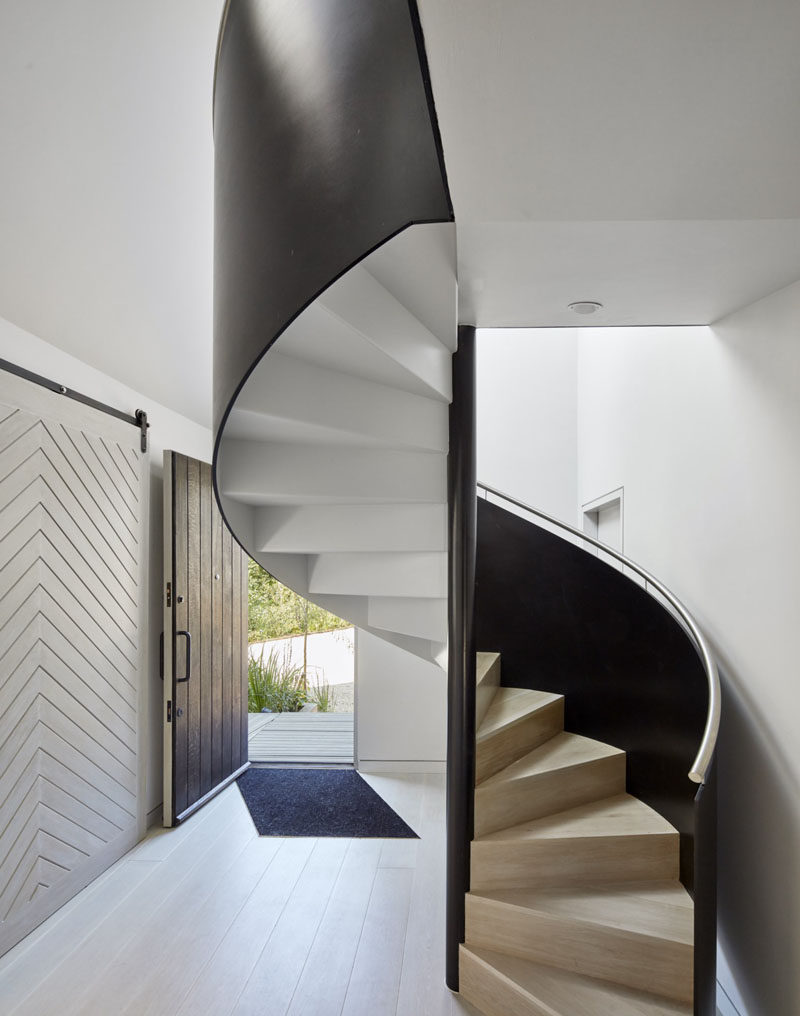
[163,452,249,827]
[0,371,147,958]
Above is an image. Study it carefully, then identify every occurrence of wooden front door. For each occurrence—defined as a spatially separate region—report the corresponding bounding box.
[162,452,248,827]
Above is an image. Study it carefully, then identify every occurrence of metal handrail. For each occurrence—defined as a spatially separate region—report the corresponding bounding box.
[477,481,720,785]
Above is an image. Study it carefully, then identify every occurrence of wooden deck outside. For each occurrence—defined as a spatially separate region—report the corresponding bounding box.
[248,712,354,764]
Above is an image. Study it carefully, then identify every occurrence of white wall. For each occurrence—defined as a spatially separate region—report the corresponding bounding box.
[0,316,213,819]
[477,327,578,522]
[355,629,447,770]
[576,283,800,1016]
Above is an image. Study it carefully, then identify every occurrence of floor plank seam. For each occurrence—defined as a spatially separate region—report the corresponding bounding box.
[86,822,260,1016]
[44,806,255,1015]
[170,836,290,1016]
[229,836,325,1015]
[335,856,383,1016]
[283,837,360,1016]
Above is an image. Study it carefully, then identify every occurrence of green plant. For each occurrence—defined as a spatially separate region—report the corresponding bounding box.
[248,560,350,643]
[247,645,307,713]
[307,676,334,713]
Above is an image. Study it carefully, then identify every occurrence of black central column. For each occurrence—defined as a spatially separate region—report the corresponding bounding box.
[445,325,477,990]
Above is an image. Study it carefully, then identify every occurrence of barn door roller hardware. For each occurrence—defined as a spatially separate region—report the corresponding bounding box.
[135,410,149,452]
[0,357,150,452]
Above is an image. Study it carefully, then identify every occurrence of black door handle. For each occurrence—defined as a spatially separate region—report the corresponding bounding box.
[176,630,192,682]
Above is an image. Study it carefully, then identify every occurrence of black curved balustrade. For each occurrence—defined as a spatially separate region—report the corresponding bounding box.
[473,496,717,1014]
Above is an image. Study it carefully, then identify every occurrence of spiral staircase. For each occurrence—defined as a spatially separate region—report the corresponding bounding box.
[211,2,719,1013]
[461,652,694,1016]
[215,224,457,668]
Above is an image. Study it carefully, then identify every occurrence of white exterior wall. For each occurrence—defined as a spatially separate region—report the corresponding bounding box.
[577,283,800,1016]
[477,328,578,522]
[355,629,447,770]
[0,316,213,819]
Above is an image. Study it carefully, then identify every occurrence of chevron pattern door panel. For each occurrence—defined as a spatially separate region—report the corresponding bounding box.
[0,372,147,958]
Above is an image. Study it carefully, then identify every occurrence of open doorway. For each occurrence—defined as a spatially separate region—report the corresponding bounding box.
[582,487,624,570]
[162,452,356,832]
[246,563,355,766]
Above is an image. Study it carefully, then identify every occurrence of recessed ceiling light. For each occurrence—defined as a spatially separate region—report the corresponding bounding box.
[568,301,603,315]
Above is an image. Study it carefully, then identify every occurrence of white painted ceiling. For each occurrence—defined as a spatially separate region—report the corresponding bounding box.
[419,0,800,327]
[1,1,799,427]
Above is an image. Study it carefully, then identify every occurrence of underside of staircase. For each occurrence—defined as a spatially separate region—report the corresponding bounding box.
[463,653,694,1016]
[216,224,456,668]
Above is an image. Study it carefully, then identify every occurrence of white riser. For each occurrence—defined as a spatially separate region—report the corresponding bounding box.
[319,266,452,401]
[218,439,446,505]
[308,552,447,599]
[368,596,448,642]
[253,503,446,554]
[228,351,448,452]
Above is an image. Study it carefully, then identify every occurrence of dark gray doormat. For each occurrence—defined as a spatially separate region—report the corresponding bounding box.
[237,768,419,838]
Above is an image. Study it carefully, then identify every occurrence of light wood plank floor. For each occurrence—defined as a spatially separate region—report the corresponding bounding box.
[248,711,355,764]
[0,773,481,1016]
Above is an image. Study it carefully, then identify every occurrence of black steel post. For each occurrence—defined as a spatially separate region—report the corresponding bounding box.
[445,325,477,990]
[693,757,718,1015]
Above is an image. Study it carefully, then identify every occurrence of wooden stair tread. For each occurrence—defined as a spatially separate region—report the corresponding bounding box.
[476,652,500,686]
[475,794,677,844]
[476,652,502,731]
[478,731,624,787]
[467,880,693,945]
[477,688,563,742]
[460,945,692,1016]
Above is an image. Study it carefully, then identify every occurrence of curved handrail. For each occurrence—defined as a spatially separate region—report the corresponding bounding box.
[477,481,720,785]
[211,0,232,128]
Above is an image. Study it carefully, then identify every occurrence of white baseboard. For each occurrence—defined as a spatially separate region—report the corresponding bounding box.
[357,760,446,774]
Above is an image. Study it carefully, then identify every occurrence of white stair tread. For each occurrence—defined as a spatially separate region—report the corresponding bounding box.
[477,687,563,742]
[461,945,691,1016]
[479,731,624,788]
[318,265,453,401]
[368,595,447,642]
[254,503,446,554]
[218,439,446,505]
[361,222,457,352]
[274,299,450,402]
[308,551,447,599]
[468,880,693,944]
[476,794,677,844]
[230,349,448,452]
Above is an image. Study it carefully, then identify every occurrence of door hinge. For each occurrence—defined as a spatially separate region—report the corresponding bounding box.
[166,582,171,608]
[167,700,172,723]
